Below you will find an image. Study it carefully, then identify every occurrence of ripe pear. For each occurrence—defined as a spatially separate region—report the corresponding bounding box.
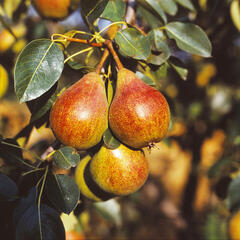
[90,144,149,196]
[109,68,170,149]
[33,0,79,20]
[50,72,108,150]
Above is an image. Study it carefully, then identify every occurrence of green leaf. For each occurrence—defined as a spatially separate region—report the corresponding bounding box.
[159,0,178,16]
[53,147,80,170]
[227,176,240,211]
[137,0,167,23]
[136,71,156,87]
[46,174,80,214]
[103,129,120,149]
[234,136,240,145]
[174,0,195,11]
[14,39,64,103]
[101,0,126,22]
[168,58,188,80]
[115,28,151,60]
[80,0,109,23]
[166,22,212,57]
[147,29,171,65]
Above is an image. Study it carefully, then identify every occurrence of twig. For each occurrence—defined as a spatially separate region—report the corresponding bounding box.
[96,48,110,74]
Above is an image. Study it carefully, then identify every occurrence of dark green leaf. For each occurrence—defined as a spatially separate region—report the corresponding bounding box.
[15,204,65,240]
[101,0,126,22]
[80,0,109,23]
[227,176,240,211]
[159,0,178,16]
[136,71,156,86]
[148,29,171,65]
[14,187,38,225]
[137,0,167,23]
[166,22,212,57]
[53,147,80,170]
[0,173,18,201]
[174,0,195,11]
[0,139,29,168]
[27,84,58,123]
[115,28,151,60]
[103,129,120,149]
[46,174,80,214]
[137,5,163,29]
[14,39,64,102]
[169,58,188,80]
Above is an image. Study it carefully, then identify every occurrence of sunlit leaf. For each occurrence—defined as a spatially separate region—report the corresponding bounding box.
[14,39,64,102]
[101,0,126,22]
[166,22,212,57]
[169,58,188,80]
[136,71,156,87]
[115,28,151,60]
[137,0,167,23]
[0,64,8,98]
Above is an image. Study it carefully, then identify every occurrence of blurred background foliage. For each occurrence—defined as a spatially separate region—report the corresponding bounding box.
[0,0,240,239]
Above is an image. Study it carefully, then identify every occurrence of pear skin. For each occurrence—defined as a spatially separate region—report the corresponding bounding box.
[33,0,71,19]
[50,72,108,150]
[109,68,170,148]
[90,144,149,196]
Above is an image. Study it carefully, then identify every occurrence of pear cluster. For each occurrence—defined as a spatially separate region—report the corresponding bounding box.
[50,68,170,201]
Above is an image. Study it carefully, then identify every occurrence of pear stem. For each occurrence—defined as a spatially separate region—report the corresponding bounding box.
[96,48,110,74]
[104,40,124,70]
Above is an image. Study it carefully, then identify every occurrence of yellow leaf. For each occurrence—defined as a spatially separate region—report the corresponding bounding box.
[196,63,216,87]
[61,212,78,232]
[0,64,8,98]
[199,0,207,11]
[3,0,22,18]
[230,0,240,31]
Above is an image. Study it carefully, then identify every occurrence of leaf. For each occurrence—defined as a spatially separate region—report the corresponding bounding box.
[27,84,57,123]
[0,138,28,168]
[168,58,188,80]
[115,28,151,60]
[14,187,38,225]
[80,0,109,23]
[147,29,171,65]
[166,22,212,57]
[101,0,126,22]
[53,147,80,170]
[0,173,18,201]
[136,71,156,86]
[103,129,120,149]
[14,39,64,102]
[15,204,65,240]
[174,0,195,11]
[94,199,122,226]
[137,0,167,23]
[46,174,80,214]
[227,176,240,212]
[159,0,178,16]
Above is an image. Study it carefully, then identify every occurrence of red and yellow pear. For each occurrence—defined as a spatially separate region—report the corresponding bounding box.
[109,68,170,149]
[50,72,108,150]
[32,0,80,20]
[90,144,149,196]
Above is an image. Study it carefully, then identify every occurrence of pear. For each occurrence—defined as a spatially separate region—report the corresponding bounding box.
[50,72,108,150]
[109,68,170,149]
[90,144,149,196]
